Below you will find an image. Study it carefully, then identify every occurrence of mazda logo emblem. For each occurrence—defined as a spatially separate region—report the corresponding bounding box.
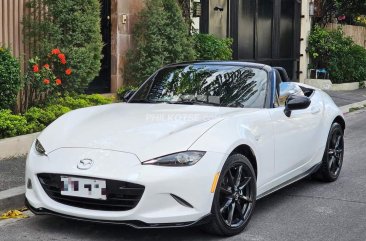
[77,159,94,170]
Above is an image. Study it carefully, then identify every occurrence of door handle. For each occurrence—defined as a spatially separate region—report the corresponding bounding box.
[311,106,320,114]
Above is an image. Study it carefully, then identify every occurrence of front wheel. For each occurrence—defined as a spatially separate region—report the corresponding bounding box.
[314,122,344,182]
[203,154,256,236]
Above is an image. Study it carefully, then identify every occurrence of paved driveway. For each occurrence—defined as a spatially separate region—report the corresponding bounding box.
[1,110,366,241]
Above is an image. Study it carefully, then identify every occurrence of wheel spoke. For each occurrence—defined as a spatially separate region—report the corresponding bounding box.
[238,177,252,190]
[239,194,252,203]
[328,156,336,170]
[227,202,235,226]
[235,166,243,187]
[220,199,232,213]
[335,136,341,149]
[337,156,342,166]
[220,186,233,195]
[235,200,242,214]
[332,133,338,146]
[227,169,235,188]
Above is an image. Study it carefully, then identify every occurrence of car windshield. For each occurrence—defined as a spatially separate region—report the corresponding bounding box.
[129,64,268,108]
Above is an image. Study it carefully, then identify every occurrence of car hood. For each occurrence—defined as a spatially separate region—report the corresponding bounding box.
[38,103,259,161]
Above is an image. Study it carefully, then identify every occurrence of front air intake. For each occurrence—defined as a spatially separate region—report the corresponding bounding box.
[38,173,145,211]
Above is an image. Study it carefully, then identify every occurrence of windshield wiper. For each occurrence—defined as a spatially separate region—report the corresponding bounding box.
[168,99,221,107]
[128,99,157,103]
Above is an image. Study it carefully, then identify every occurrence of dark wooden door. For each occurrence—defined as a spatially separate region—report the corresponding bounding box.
[232,0,301,81]
[201,0,301,81]
[87,0,111,93]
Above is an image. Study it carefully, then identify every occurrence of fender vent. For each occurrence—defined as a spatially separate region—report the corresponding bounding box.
[170,194,194,208]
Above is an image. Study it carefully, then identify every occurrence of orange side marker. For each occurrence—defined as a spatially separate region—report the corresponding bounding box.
[210,172,220,193]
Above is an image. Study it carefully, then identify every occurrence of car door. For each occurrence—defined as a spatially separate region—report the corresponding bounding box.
[269,84,323,184]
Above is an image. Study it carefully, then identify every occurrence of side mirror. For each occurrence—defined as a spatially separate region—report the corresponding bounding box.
[123,90,135,102]
[284,95,311,117]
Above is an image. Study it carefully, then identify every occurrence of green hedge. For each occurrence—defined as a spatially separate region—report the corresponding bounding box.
[116,86,138,101]
[0,110,29,139]
[308,25,366,83]
[0,47,21,110]
[0,94,113,139]
[193,34,233,60]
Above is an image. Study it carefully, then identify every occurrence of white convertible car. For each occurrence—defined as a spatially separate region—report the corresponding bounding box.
[25,62,345,236]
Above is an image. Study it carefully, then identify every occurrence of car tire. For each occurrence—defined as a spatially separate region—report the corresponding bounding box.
[202,154,257,236]
[313,122,344,182]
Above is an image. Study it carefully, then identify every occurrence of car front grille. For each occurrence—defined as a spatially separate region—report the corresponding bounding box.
[38,173,145,211]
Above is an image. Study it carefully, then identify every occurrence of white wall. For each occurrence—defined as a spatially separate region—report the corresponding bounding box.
[191,0,200,32]
[299,0,312,83]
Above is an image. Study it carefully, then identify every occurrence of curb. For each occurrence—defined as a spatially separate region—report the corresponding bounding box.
[0,132,39,161]
[0,186,25,212]
[340,100,366,114]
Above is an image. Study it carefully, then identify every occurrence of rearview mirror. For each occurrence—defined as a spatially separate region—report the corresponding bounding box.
[123,90,135,102]
[284,95,311,117]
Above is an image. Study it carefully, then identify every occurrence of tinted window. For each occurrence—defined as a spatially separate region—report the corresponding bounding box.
[130,64,268,108]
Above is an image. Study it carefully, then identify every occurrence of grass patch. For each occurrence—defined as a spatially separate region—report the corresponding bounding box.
[349,106,366,112]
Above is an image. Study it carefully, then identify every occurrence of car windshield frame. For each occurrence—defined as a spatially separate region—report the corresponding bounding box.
[128,63,271,109]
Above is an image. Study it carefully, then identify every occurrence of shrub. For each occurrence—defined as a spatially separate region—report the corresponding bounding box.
[1,94,113,139]
[308,25,366,83]
[22,0,103,93]
[53,94,113,109]
[24,104,72,132]
[21,50,75,111]
[78,94,114,106]
[124,0,195,86]
[0,47,21,110]
[0,110,29,138]
[117,86,138,101]
[193,34,233,60]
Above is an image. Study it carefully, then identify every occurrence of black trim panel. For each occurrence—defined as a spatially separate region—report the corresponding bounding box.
[25,199,212,229]
[257,163,321,200]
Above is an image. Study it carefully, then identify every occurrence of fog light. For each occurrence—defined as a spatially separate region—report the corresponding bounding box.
[27,179,32,189]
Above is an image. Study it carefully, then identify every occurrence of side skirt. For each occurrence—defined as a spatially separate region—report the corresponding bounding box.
[257,163,321,200]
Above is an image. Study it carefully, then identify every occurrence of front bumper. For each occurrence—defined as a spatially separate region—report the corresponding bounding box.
[25,199,213,228]
[25,146,227,224]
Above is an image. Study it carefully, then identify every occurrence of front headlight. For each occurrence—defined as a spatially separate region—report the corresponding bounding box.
[35,139,46,155]
[142,151,206,166]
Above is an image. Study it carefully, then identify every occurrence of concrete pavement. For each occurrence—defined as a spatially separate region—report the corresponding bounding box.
[325,88,366,107]
[1,109,366,241]
[0,156,25,192]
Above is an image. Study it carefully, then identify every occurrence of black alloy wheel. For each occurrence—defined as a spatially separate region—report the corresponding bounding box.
[314,122,344,182]
[203,154,256,236]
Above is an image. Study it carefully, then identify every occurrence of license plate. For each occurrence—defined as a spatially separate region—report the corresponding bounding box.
[61,176,107,200]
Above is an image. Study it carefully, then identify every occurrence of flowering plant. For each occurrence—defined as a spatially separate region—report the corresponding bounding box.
[26,48,72,93]
[22,48,73,110]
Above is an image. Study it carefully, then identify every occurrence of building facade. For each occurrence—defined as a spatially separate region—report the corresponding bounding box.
[0,0,312,93]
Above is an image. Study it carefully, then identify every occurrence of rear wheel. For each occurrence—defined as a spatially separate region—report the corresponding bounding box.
[203,154,256,236]
[314,122,344,182]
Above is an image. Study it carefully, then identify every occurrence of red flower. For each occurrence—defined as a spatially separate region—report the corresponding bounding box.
[33,65,39,73]
[58,53,66,64]
[338,15,346,21]
[43,79,50,85]
[65,68,72,75]
[43,64,50,69]
[55,78,62,85]
[51,48,61,55]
